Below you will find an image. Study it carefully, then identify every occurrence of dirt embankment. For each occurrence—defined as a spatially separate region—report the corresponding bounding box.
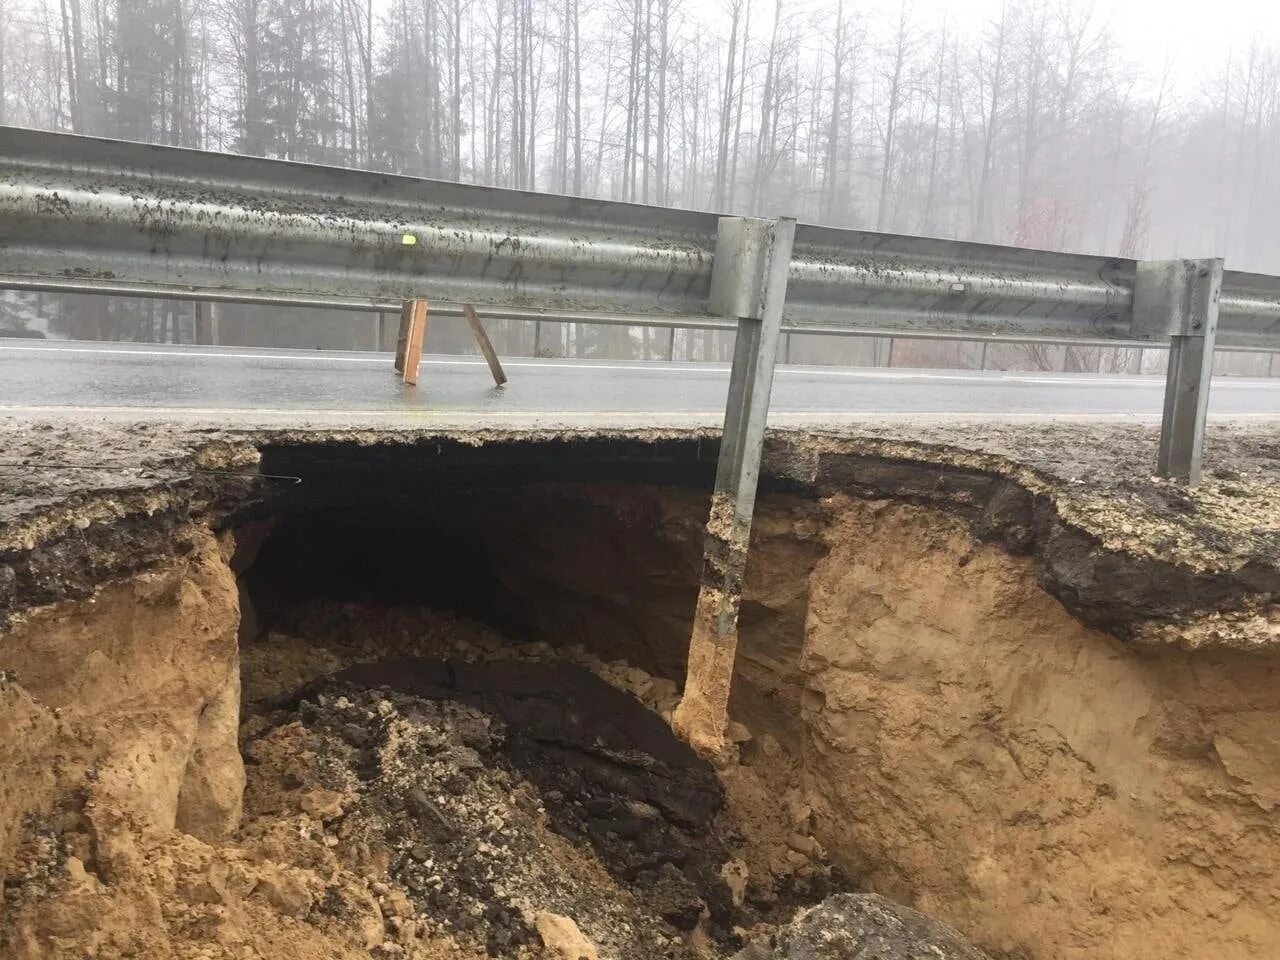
[237,468,1280,959]
[0,527,242,866]
[800,496,1280,960]
[369,480,1280,960]
[1,583,836,959]
[0,421,1278,960]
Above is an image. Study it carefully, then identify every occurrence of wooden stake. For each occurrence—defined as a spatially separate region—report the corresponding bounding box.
[393,300,413,373]
[462,304,508,386]
[401,299,429,385]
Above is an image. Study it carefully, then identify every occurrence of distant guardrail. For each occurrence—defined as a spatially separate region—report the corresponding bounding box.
[1,125,1277,483]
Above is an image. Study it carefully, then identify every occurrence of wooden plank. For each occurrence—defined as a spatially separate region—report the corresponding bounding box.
[462,304,508,386]
[393,300,413,373]
[401,299,429,385]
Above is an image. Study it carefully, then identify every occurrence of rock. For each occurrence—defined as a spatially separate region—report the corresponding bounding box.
[624,667,655,695]
[404,786,455,837]
[299,789,346,821]
[734,894,990,960]
[0,564,16,607]
[226,860,259,899]
[448,745,485,771]
[350,888,386,948]
[384,888,415,919]
[787,832,824,859]
[649,678,679,703]
[756,733,783,758]
[180,858,231,904]
[340,723,371,747]
[62,856,97,893]
[640,862,705,931]
[85,806,144,884]
[452,714,493,750]
[784,790,811,828]
[254,866,313,918]
[534,912,599,960]
[721,858,749,908]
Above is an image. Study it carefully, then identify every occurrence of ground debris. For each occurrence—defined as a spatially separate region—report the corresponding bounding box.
[734,894,989,960]
[534,913,599,960]
[277,657,760,958]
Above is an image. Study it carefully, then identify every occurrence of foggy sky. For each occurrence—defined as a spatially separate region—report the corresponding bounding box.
[682,0,1280,94]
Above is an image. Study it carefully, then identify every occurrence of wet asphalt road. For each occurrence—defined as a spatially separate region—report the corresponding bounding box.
[1,339,1278,428]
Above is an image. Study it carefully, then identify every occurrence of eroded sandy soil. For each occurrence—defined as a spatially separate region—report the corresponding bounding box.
[1,580,836,959]
[1,416,1279,959]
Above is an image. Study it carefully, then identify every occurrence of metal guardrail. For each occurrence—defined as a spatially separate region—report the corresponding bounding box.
[1,125,1278,482]
[4,126,1280,348]
[3,127,1277,752]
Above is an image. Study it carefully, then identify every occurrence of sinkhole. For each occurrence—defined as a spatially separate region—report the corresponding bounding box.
[4,431,1279,960]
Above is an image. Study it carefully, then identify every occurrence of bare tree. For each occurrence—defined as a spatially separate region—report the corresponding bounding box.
[970,2,1009,241]
[0,0,8,124]
[918,22,947,232]
[875,1,913,230]
[1118,60,1167,258]
[821,0,847,220]
[712,0,745,211]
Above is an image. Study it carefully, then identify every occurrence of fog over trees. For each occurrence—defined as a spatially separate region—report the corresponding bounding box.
[1,0,1277,374]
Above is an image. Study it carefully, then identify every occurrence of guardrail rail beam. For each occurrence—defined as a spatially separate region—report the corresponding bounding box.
[2,127,1278,487]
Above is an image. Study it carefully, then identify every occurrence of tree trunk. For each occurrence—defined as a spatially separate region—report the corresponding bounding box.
[725,0,751,211]
[750,0,783,213]
[972,3,1008,241]
[920,27,947,231]
[572,0,582,193]
[641,0,652,203]
[713,0,743,211]
[451,0,462,178]
[823,0,846,220]
[876,3,910,231]
[655,0,669,204]
[59,0,81,131]
[0,0,7,125]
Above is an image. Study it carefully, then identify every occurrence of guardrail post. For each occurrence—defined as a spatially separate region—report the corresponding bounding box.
[672,215,796,758]
[1134,258,1224,485]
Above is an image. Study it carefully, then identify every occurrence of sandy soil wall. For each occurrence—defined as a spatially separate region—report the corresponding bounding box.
[799,495,1280,960]
[0,531,455,959]
[0,528,243,906]
[410,483,1280,959]
[3,476,1278,960]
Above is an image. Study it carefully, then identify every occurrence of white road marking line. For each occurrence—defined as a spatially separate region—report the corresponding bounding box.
[0,344,390,364]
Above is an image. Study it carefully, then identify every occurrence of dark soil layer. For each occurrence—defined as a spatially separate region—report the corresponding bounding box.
[324,658,733,919]
[265,657,813,956]
[2,417,1277,646]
